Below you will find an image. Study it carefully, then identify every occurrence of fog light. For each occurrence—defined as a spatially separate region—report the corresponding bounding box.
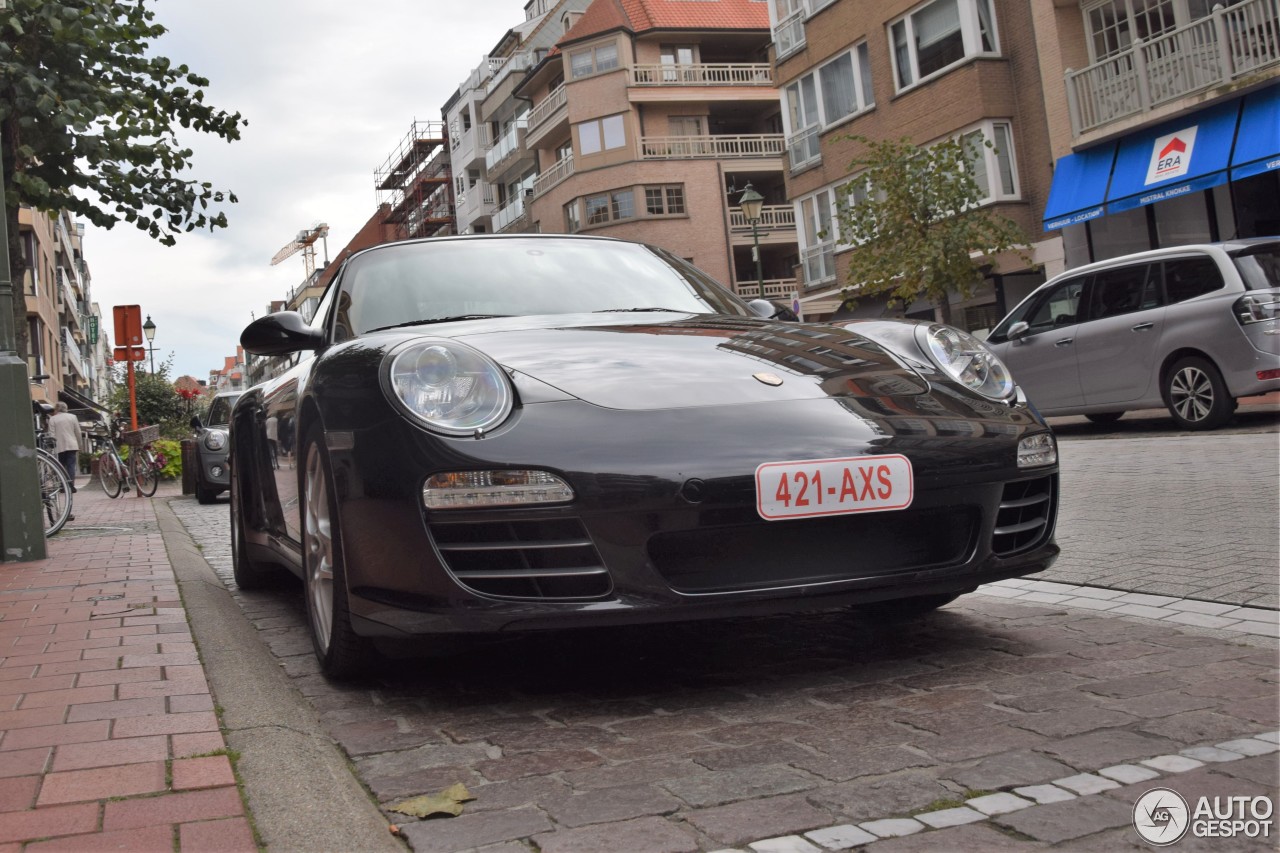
[423,470,574,509]
[1017,434,1057,468]
[210,465,224,478]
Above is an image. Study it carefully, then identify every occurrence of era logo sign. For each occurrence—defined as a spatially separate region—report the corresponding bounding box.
[1146,126,1198,184]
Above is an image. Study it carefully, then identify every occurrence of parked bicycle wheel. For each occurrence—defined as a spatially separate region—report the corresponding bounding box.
[37,449,72,536]
[99,450,124,498]
[134,448,159,497]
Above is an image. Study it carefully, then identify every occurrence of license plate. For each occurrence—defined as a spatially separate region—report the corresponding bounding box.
[755,454,914,521]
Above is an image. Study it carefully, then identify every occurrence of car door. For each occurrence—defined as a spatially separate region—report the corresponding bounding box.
[1074,262,1166,406]
[989,276,1088,411]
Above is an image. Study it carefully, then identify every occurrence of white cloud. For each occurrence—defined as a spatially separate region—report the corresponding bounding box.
[84,0,513,381]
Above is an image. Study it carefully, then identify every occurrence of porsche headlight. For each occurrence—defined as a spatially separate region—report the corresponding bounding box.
[386,340,513,435]
[204,430,227,451]
[921,324,1015,401]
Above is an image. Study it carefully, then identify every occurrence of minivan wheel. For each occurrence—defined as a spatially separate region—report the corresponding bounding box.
[1085,412,1124,425]
[1164,356,1234,430]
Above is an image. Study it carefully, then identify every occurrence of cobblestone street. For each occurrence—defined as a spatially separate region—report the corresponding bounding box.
[160,428,1279,851]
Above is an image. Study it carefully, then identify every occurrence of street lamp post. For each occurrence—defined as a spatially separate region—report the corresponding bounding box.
[142,315,156,372]
[738,182,765,301]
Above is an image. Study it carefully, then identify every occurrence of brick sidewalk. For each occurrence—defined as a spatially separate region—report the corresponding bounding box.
[0,482,254,852]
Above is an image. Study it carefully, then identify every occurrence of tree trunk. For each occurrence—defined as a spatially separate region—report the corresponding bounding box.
[2,119,30,362]
[935,295,953,326]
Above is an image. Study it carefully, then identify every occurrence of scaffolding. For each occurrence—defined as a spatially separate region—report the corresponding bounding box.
[375,120,455,239]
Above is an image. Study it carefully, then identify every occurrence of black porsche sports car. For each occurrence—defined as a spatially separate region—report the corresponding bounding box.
[232,234,1059,678]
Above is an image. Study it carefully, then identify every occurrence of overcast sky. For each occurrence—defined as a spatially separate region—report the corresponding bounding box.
[85,0,520,382]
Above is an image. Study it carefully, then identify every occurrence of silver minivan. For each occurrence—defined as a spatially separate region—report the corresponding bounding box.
[987,239,1280,429]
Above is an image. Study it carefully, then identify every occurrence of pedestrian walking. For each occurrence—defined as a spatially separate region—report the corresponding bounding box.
[48,402,83,492]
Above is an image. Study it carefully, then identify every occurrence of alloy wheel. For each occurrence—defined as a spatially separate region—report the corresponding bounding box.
[1169,364,1214,424]
[303,442,334,653]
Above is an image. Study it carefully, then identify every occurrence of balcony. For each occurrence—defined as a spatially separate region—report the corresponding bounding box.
[487,54,536,96]
[1066,0,1279,136]
[494,194,528,233]
[774,10,807,59]
[732,277,798,300]
[629,63,773,86]
[62,327,84,377]
[532,155,574,198]
[457,180,498,221]
[729,204,796,233]
[485,120,529,172]
[639,134,785,160]
[528,83,567,137]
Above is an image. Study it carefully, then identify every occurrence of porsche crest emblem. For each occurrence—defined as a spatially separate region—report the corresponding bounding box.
[753,372,784,386]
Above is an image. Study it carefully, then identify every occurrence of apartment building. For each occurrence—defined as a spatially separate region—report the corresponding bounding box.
[19,208,113,408]
[1032,0,1278,268]
[767,0,1059,332]
[515,0,800,297]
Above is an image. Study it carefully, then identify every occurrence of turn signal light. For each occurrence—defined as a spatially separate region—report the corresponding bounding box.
[423,470,574,509]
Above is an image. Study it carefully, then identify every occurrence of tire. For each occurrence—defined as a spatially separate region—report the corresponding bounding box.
[196,482,218,504]
[1164,356,1234,430]
[134,450,159,496]
[1084,412,1124,425]
[301,429,373,679]
[37,450,73,536]
[229,462,276,590]
[99,452,123,498]
[854,591,965,622]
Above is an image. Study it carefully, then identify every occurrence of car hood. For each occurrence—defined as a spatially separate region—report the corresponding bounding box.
[443,313,930,411]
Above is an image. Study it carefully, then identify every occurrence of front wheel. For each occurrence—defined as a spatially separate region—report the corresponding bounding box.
[302,429,373,679]
[134,450,159,496]
[1164,356,1234,430]
[99,452,123,498]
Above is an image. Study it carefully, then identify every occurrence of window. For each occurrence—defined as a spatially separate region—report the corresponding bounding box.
[565,201,580,233]
[1083,0,1180,63]
[1088,264,1157,319]
[785,44,873,170]
[890,0,998,91]
[1026,278,1085,333]
[570,41,619,78]
[959,121,1018,201]
[1162,256,1223,302]
[577,115,626,156]
[584,189,635,226]
[645,186,685,215]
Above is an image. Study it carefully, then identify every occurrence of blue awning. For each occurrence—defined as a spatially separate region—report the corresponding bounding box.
[1042,143,1117,231]
[1106,98,1242,214]
[1230,84,1280,181]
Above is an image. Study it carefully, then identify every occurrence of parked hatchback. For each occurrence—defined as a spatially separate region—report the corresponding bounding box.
[986,239,1280,429]
[190,391,242,503]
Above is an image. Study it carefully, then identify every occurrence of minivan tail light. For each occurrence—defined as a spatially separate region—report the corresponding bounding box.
[1234,293,1280,325]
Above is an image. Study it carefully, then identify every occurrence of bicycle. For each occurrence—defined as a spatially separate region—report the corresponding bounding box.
[97,419,162,498]
[31,400,73,536]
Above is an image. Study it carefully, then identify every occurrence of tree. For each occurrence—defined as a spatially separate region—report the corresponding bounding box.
[833,135,1030,326]
[0,0,246,357]
[107,360,186,438]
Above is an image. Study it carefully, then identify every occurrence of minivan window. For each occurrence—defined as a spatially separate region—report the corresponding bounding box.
[1163,256,1223,303]
[1232,245,1280,290]
[1025,277,1085,332]
[1088,264,1157,320]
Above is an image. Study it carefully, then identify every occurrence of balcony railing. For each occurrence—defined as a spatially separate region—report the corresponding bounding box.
[732,278,797,300]
[629,63,773,86]
[774,10,807,59]
[62,327,83,377]
[528,83,567,134]
[802,241,836,286]
[494,194,528,232]
[1066,0,1279,135]
[532,155,574,198]
[487,54,535,95]
[485,120,529,172]
[639,134,785,159]
[729,204,796,232]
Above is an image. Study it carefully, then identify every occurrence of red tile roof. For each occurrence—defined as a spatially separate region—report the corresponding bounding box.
[564,0,768,45]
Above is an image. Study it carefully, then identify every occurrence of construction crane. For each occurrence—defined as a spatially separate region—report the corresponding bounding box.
[270,223,330,278]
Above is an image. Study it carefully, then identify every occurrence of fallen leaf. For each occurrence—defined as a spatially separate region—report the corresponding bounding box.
[388,783,476,819]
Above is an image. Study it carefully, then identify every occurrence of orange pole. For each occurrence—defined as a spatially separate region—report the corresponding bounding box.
[127,360,138,430]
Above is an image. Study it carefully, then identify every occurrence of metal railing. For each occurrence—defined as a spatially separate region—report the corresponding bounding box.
[532,155,574,198]
[494,194,527,232]
[639,134,785,159]
[485,120,529,172]
[629,63,773,86]
[528,83,567,134]
[729,204,796,232]
[1066,0,1279,135]
[488,54,536,95]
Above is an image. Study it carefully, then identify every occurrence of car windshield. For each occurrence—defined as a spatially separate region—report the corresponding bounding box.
[1231,244,1280,290]
[334,237,752,337]
[207,395,239,426]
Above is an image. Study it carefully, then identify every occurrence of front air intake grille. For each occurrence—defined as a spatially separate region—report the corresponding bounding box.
[992,475,1057,556]
[427,517,611,600]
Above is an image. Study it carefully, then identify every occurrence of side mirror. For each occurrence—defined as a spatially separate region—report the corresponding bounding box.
[190,415,202,431]
[1007,320,1030,342]
[241,311,324,356]
[746,299,797,322]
